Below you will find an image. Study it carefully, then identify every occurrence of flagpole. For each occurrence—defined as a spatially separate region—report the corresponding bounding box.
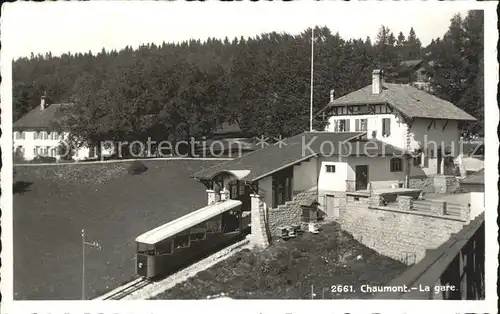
[309,27,314,132]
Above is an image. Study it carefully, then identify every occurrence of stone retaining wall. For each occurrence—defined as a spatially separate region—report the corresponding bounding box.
[338,201,468,264]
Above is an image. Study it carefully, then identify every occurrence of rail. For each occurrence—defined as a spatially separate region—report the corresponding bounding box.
[374,212,485,299]
[345,180,356,192]
[98,278,152,300]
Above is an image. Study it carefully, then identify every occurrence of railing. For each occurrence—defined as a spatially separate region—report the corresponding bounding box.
[345,180,356,192]
[374,213,485,299]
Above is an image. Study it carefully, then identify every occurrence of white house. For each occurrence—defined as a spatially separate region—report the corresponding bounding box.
[191,69,476,222]
[13,96,109,162]
[319,69,476,178]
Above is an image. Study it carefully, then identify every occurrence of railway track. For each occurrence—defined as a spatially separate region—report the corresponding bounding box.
[94,238,250,300]
[99,278,152,300]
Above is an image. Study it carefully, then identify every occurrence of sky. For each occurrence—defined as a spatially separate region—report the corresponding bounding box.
[1,2,473,59]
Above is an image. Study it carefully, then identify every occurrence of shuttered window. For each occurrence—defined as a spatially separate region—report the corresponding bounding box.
[382,118,391,136]
[355,119,367,131]
[390,158,403,172]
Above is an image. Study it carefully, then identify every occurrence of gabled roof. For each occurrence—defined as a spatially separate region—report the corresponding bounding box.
[325,83,476,121]
[13,104,67,130]
[192,131,408,182]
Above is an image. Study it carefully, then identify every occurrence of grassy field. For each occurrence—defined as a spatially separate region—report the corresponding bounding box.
[154,223,408,299]
[13,159,221,300]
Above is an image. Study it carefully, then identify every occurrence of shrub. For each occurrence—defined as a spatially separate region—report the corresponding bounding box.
[13,148,26,164]
[127,160,148,175]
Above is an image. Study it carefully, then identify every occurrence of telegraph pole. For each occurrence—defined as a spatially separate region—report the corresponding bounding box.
[82,229,85,300]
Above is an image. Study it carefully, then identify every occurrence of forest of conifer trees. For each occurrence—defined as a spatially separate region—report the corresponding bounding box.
[12,11,484,154]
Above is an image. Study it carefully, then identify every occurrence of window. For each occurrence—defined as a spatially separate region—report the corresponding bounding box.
[272,168,293,208]
[325,165,336,173]
[189,227,207,242]
[382,118,391,136]
[43,147,49,156]
[390,158,403,172]
[156,240,173,255]
[413,155,422,166]
[301,207,310,223]
[40,131,48,140]
[206,217,222,233]
[49,147,57,157]
[355,119,368,131]
[49,132,59,140]
[34,132,39,140]
[174,232,190,249]
[15,131,25,140]
[137,243,156,255]
[34,146,41,156]
[334,119,350,132]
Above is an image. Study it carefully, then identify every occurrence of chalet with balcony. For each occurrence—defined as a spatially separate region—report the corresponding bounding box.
[192,69,477,225]
[317,69,476,179]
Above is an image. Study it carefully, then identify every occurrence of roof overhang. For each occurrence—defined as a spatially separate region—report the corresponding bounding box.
[136,199,242,244]
[209,170,251,181]
[251,153,318,182]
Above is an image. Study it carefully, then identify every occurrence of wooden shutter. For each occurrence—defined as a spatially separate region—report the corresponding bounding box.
[383,118,391,136]
[345,119,350,132]
[355,119,360,131]
[334,120,339,132]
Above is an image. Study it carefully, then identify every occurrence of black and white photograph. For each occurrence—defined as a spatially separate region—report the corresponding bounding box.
[1,1,497,314]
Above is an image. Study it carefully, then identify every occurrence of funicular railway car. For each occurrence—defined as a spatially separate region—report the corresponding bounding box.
[135,199,245,278]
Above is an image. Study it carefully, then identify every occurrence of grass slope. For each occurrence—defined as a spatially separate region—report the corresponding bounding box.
[13,159,221,300]
[154,223,408,299]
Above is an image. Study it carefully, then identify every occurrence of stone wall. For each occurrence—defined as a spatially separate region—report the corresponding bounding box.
[338,203,468,264]
[248,194,270,248]
[409,175,460,194]
[433,175,460,194]
[266,188,317,238]
[317,190,347,214]
[409,176,435,193]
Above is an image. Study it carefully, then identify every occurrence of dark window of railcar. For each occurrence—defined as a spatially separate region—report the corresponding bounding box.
[137,243,148,254]
[190,227,206,242]
[206,216,222,233]
[156,240,173,255]
[174,230,190,249]
[174,235,190,249]
[147,244,155,256]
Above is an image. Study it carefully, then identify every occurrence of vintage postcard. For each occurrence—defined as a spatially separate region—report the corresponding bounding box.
[1,1,497,314]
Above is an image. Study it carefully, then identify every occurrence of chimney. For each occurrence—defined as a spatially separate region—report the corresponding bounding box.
[329,89,335,102]
[372,69,382,94]
[40,95,46,110]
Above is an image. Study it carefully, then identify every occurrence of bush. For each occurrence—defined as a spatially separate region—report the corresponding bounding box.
[127,160,148,175]
[13,148,26,164]
[31,156,57,164]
